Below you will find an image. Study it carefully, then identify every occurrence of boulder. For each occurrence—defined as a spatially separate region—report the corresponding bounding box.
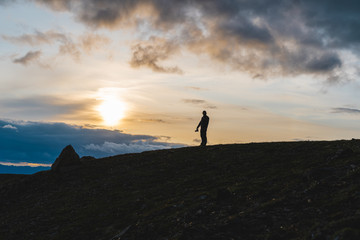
[51,145,81,172]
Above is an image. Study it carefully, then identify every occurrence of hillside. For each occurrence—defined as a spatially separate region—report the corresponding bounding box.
[1,140,360,240]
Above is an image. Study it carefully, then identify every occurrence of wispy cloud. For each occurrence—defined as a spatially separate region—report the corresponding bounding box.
[2,30,68,46]
[332,107,360,114]
[3,30,111,62]
[183,99,217,109]
[185,87,208,91]
[183,99,207,105]
[0,161,51,167]
[1,95,99,121]
[132,119,167,123]
[13,50,42,65]
[2,124,17,130]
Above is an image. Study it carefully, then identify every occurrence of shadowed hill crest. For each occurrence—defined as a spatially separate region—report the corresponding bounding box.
[1,140,360,240]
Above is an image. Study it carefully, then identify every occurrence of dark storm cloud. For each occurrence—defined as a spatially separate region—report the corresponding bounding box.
[28,0,360,79]
[13,50,42,65]
[304,52,342,73]
[301,0,360,47]
[220,14,274,44]
[332,107,360,114]
[0,119,184,174]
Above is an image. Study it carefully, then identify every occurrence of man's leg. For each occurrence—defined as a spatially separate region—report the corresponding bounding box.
[200,130,207,146]
[204,131,207,146]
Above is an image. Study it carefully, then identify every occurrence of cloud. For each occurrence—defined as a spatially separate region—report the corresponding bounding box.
[130,40,183,74]
[84,141,172,154]
[2,124,17,130]
[0,164,50,175]
[3,30,111,62]
[2,30,68,46]
[0,119,185,174]
[80,33,111,53]
[1,95,98,121]
[16,0,359,79]
[300,1,360,48]
[135,119,167,123]
[0,161,51,167]
[183,99,206,105]
[2,30,80,61]
[13,50,42,65]
[304,52,342,73]
[332,107,360,114]
[183,99,217,109]
[220,14,274,44]
[186,87,208,91]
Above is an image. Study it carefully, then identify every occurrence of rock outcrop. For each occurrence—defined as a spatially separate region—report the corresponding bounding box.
[51,145,81,172]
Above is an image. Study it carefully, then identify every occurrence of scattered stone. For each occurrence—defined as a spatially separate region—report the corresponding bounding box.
[199,195,207,200]
[110,225,131,240]
[196,209,203,215]
[51,145,81,172]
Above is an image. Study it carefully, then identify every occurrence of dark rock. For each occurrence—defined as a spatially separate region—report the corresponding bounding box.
[80,156,96,162]
[51,145,81,172]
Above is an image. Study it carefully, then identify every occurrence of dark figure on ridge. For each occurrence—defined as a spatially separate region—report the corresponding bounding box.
[195,110,210,146]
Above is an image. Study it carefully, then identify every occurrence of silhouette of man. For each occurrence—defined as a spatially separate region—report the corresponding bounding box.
[195,110,209,146]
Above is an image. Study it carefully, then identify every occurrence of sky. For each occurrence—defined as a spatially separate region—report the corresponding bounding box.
[1,0,360,174]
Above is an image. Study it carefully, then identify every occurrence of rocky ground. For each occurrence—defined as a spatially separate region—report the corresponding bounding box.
[1,140,360,240]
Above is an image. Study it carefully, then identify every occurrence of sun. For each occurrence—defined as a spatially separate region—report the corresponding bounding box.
[97,95,126,126]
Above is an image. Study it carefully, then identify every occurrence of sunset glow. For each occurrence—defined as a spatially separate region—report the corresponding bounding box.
[97,93,126,126]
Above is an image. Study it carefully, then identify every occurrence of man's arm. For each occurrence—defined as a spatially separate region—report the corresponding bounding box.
[195,119,202,132]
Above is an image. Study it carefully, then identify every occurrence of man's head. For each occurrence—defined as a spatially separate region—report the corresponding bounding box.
[202,110,207,116]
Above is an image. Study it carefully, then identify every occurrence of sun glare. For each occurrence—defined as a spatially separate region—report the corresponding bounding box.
[97,94,126,126]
